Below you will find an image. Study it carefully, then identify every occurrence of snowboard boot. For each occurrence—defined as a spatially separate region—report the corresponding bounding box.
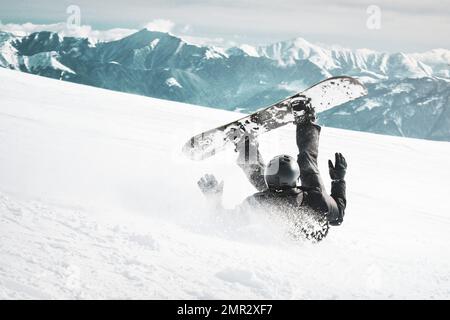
[291,96,316,125]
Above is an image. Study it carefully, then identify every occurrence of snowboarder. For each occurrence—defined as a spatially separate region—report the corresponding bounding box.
[197,97,347,240]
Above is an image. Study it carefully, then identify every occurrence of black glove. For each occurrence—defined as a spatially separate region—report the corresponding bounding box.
[328,152,347,181]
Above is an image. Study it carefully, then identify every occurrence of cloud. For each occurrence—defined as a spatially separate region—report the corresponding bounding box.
[181,35,238,48]
[143,19,175,33]
[0,22,137,42]
[1,1,448,51]
[180,24,192,34]
[0,20,234,49]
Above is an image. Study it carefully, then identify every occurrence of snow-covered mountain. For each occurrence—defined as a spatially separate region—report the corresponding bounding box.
[1,68,450,299]
[0,32,19,67]
[256,37,441,81]
[320,78,450,141]
[1,28,449,141]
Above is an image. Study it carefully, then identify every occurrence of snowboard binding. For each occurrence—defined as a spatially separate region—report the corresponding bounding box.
[183,76,367,161]
[291,95,316,125]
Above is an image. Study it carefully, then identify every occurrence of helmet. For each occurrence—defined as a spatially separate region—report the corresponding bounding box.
[264,155,300,190]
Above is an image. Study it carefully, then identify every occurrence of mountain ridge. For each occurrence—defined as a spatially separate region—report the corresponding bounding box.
[1,28,449,141]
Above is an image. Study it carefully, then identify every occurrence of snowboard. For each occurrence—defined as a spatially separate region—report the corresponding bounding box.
[182,76,367,161]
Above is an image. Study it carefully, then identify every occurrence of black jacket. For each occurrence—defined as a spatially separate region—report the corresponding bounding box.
[237,123,346,226]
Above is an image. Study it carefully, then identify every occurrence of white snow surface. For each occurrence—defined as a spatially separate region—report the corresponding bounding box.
[149,38,160,50]
[165,77,183,88]
[20,51,76,75]
[0,68,449,299]
[239,44,260,57]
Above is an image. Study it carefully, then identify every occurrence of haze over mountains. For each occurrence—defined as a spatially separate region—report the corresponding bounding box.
[1,28,449,141]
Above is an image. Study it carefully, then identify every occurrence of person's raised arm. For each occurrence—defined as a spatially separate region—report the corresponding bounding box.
[327,152,347,226]
[235,134,267,192]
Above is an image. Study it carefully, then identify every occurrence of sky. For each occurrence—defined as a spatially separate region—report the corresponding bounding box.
[0,0,449,52]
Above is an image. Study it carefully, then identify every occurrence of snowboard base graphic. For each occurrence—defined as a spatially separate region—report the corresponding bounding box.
[183,76,367,161]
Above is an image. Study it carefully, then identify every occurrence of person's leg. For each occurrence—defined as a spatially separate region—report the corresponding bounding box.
[296,123,326,191]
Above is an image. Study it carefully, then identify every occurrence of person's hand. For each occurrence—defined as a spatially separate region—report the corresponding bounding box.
[197,174,224,196]
[328,153,347,181]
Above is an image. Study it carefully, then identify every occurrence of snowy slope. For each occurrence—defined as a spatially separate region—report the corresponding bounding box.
[0,68,449,299]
